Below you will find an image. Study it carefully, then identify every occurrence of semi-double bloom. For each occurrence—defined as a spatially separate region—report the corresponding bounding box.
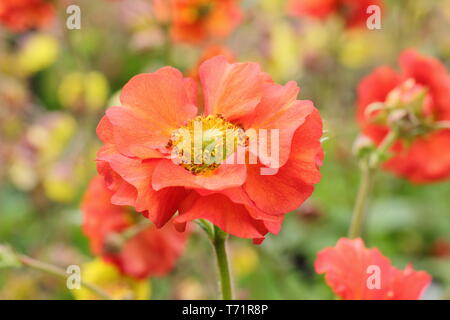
[82,176,189,279]
[96,56,323,243]
[357,49,450,183]
[0,0,54,33]
[315,238,432,300]
[152,0,243,43]
[288,0,384,29]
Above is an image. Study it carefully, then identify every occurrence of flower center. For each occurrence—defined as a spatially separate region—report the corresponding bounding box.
[180,1,213,24]
[169,115,247,175]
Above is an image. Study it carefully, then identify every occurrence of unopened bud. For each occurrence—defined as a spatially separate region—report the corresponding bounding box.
[353,135,375,159]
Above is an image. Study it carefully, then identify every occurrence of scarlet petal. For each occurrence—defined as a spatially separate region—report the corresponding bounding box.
[357,66,401,124]
[106,107,167,159]
[109,67,197,158]
[200,56,264,121]
[399,49,450,120]
[82,176,130,254]
[97,145,184,227]
[175,193,271,241]
[152,159,247,191]
[315,238,431,300]
[110,179,137,207]
[96,116,114,144]
[391,265,433,300]
[244,109,323,214]
[116,222,189,279]
[243,81,317,167]
[288,0,337,20]
[385,129,450,183]
[82,176,189,279]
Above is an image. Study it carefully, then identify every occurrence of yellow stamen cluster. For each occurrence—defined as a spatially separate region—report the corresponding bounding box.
[169,115,247,175]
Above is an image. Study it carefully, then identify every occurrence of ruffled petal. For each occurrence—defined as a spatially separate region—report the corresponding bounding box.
[115,222,189,279]
[152,159,247,191]
[315,238,431,300]
[200,56,264,121]
[385,129,450,183]
[97,145,185,227]
[391,264,432,300]
[107,67,197,158]
[244,109,323,214]
[399,49,450,120]
[357,66,401,124]
[243,81,317,167]
[175,192,271,241]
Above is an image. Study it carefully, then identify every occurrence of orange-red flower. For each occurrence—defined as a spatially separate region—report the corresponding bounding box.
[152,0,243,43]
[315,238,432,300]
[0,0,54,33]
[96,56,323,243]
[82,176,189,279]
[288,0,384,29]
[357,49,450,183]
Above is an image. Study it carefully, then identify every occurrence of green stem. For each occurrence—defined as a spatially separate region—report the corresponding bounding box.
[349,129,399,239]
[18,254,114,300]
[348,164,375,238]
[212,226,233,300]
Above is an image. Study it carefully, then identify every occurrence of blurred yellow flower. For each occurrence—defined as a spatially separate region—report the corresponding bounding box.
[8,158,38,191]
[58,71,109,111]
[303,22,331,52]
[28,114,77,164]
[268,21,301,81]
[42,168,77,203]
[338,31,391,69]
[16,33,59,75]
[72,259,150,300]
[231,245,259,278]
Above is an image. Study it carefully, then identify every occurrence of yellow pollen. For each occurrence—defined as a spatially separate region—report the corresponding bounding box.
[168,115,247,175]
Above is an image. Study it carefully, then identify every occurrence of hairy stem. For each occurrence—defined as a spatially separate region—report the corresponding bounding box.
[348,164,376,238]
[212,226,233,300]
[349,129,399,238]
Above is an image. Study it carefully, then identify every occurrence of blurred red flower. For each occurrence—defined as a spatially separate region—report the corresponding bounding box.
[288,0,384,29]
[152,0,243,43]
[82,176,189,279]
[96,56,323,243]
[315,238,432,300]
[0,0,54,33]
[357,49,450,183]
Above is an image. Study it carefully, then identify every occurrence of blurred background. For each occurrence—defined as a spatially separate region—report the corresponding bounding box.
[1,0,450,299]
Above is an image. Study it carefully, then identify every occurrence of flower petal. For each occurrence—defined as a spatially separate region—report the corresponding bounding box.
[152,159,247,191]
[97,145,185,227]
[315,238,431,300]
[175,192,270,241]
[385,129,450,183]
[244,109,323,214]
[200,56,264,121]
[108,67,197,158]
[357,66,401,124]
[243,81,317,167]
[399,49,450,120]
